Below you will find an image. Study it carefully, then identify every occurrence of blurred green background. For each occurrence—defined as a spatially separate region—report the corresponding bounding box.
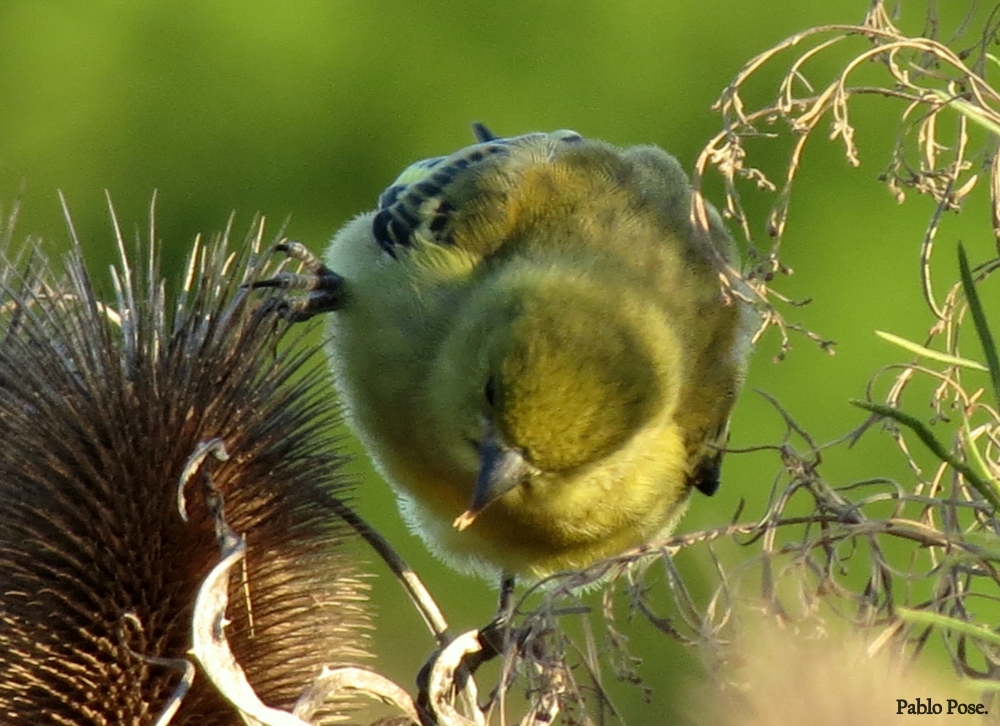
[3,1,998,723]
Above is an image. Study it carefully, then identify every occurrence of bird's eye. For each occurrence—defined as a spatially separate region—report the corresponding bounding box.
[484,377,497,408]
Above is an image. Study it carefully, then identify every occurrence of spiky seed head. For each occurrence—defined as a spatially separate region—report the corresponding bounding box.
[0,208,371,725]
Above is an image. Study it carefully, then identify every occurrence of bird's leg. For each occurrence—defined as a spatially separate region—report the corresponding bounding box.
[415,573,518,723]
[477,573,516,659]
[249,241,345,322]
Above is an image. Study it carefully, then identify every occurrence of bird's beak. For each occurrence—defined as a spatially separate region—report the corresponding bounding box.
[453,425,530,531]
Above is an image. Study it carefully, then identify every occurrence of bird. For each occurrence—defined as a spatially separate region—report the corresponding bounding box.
[0,219,371,725]
[260,124,755,581]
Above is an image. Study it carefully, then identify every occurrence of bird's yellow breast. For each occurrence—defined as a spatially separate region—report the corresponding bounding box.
[322,128,752,579]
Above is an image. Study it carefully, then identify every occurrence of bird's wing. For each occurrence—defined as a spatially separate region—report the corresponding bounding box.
[371,126,585,257]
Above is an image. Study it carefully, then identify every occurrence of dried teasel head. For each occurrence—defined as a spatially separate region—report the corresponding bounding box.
[0,202,372,725]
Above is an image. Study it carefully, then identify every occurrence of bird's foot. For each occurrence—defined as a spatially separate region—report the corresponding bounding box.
[249,241,345,322]
[415,575,519,724]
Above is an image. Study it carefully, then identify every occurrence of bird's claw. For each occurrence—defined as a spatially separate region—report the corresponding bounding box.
[249,242,345,322]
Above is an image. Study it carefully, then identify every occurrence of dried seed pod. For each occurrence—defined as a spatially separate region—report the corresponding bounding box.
[0,209,371,725]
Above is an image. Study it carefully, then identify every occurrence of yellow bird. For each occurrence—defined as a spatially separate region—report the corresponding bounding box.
[260,125,754,581]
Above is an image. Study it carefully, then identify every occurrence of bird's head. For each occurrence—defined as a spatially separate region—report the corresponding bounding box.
[441,277,670,530]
